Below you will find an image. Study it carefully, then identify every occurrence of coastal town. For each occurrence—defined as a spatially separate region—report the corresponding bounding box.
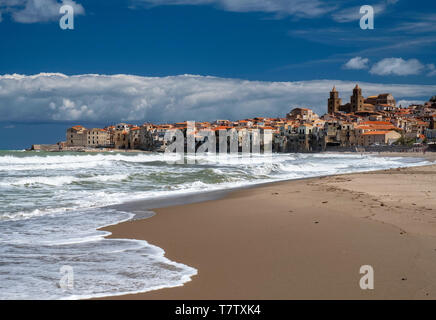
[32,85,436,153]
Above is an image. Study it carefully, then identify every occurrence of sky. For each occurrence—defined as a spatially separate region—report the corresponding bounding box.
[0,0,435,149]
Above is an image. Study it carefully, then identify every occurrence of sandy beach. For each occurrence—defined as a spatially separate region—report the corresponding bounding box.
[100,153,436,300]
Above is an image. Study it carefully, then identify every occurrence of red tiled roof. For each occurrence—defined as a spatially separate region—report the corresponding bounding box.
[361,121,392,125]
[362,130,392,135]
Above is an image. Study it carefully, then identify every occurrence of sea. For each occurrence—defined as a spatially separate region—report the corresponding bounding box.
[0,150,431,299]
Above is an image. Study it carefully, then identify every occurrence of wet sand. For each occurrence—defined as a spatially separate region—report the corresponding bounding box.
[100,154,436,300]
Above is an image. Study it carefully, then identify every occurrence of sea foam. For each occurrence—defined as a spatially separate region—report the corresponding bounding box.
[0,151,431,299]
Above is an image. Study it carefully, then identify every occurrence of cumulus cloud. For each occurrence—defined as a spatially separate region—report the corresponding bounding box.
[369,58,427,76]
[0,0,84,23]
[132,0,333,18]
[1,73,435,123]
[343,57,369,70]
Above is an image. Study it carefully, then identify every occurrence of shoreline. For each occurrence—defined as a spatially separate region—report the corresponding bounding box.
[106,151,436,216]
[95,152,436,300]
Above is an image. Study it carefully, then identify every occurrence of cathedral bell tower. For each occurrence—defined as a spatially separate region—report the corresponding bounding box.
[328,86,342,114]
[350,84,364,113]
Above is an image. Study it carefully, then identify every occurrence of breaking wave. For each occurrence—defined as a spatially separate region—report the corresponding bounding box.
[0,150,431,299]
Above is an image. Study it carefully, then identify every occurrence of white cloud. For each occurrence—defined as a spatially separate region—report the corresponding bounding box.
[332,5,379,23]
[0,0,21,21]
[390,13,436,34]
[396,99,425,107]
[370,58,426,76]
[343,57,369,70]
[1,73,435,123]
[133,0,333,18]
[332,0,397,23]
[0,0,84,23]
[428,64,436,77]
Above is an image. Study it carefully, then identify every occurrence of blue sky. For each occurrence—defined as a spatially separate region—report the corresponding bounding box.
[0,0,436,148]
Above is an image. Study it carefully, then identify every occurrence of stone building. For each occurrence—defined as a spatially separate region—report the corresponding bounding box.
[328,86,342,114]
[426,128,436,140]
[327,84,383,114]
[115,123,130,132]
[286,108,319,121]
[359,130,401,146]
[338,122,358,147]
[114,132,129,149]
[66,125,87,147]
[278,124,325,153]
[86,128,111,148]
[128,127,141,149]
[375,93,396,107]
[114,123,130,149]
[349,84,365,113]
[138,125,154,150]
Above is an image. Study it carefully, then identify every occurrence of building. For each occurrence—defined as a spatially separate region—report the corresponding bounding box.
[327,85,385,114]
[138,125,154,150]
[128,127,141,149]
[298,123,314,135]
[287,108,319,121]
[350,84,365,113]
[426,129,436,140]
[327,86,342,114]
[365,93,396,107]
[376,93,396,107]
[115,123,130,132]
[114,123,130,149]
[339,122,358,147]
[375,104,396,112]
[66,125,87,147]
[58,84,431,153]
[86,128,111,148]
[355,121,399,134]
[359,130,401,146]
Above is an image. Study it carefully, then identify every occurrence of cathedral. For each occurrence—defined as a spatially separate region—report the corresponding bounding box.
[328,85,396,114]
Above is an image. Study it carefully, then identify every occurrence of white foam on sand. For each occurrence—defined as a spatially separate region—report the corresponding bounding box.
[0,151,431,299]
